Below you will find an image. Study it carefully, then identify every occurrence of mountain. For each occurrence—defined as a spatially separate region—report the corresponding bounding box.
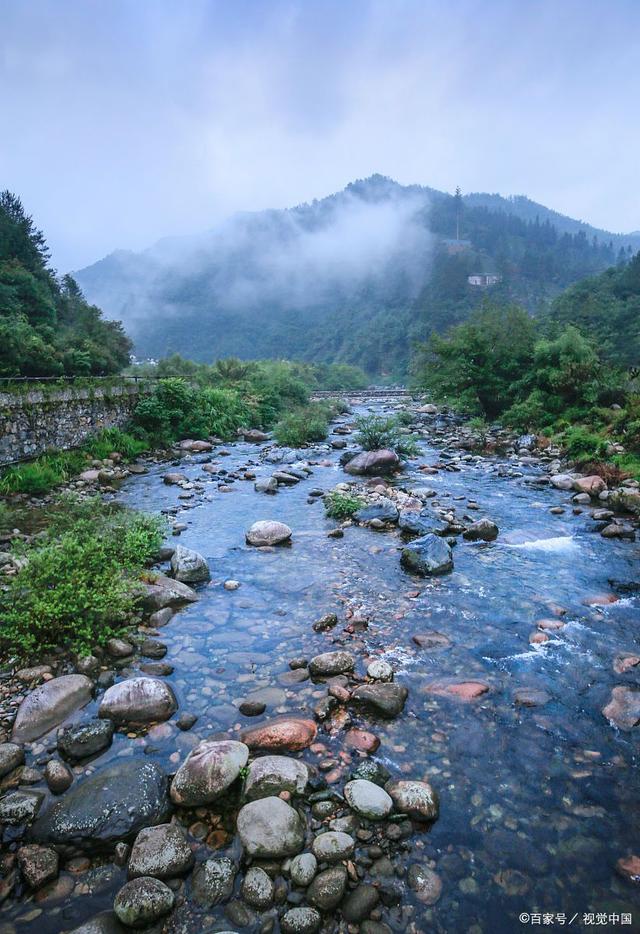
[76,175,640,377]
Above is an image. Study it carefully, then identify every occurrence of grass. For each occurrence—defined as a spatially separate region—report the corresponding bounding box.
[273,402,334,447]
[324,491,365,520]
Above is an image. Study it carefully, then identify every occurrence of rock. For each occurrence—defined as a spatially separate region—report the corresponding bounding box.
[307,865,348,911]
[344,450,400,476]
[412,631,451,650]
[601,521,635,540]
[163,473,187,485]
[191,857,237,907]
[113,876,174,928]
[281,907,322,934]
[170,544,210,582]
[312,831,355,862]
[98,678,177,723]
[573,475,607,496]
[180,439,212,452]
[350,683,408,719]
[17,844,59,889]
[344,780,393,819]
[407,864,443,904]
[603,686,640,731]
[106,638,134,658]
[616,855,640,884]
[128,823,193,879]
[67,911,127,933]
[241,866,275,909]
[367,660,393,682]
[342,883,380,921]
[246,520,292,546]
[243,755,309,801]
[426,679,490,701]
[76,655,99,674]
[239,699,266,716]
[170,739,248,806]
[140,638,167,659]
[237,796,305,858]
[149,607,173,628]
[309,651,355,678]
[30,760,169,851]
[141,574,198,612]
[463,518,499,541]
[290,852,318,887]
[344,729,380,754]
[385,780,439,822]
[398,510,447,537]
[351,760,390,786]
[57,720,114,761]
[12,675,93,743]
[243,428,270,442]
[0,790,44,825]
[514,688,551,707]
[550,474,574,490]
[0,742,24,778]
[614,654,640,675]
[255,477,278,493]
[241,717,317,752]
[44,759,74,794]
[354,499,399,524]
[400,534,453,576]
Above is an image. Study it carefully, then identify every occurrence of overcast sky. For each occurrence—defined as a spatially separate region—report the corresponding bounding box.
[1,0,638,271]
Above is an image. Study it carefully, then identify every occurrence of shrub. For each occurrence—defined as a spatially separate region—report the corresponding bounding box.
[0,450,86,496]
[324,491,364,519]
[561,426,609,463]
[0,503,165,658]
[84,428,148,461]
[273,404,332,447]
[355,415,419,458]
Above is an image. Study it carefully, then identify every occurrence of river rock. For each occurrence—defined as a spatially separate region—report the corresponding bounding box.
[114,876,174,928]
[0,790,44,825]
[281,907,322,934]
[141,574,198,612]
[243,755,309,801]
[385,780,439,822]
[255,477,278,493]
[241,866,275,909]
[400,534,453,576]
[241,717,317,751]
[68,912,127,933]
[312,831,355,862]
[12,675,93,743]
[0,743,24,777]
[412,631,451,650]
[57,720,114,761]
[306,865,348,910]
[163,473,187,485]
[398,509,447,537]
[550,474,574,490]
[170,739,248,805]
[30,760,170,851]
[615,855,640,883]
[342,883,380,921]
[463,518,499,541]
[237,796,305,857]
[246,520,292,546]
[290,852,318,886]
[407,864,443,904]
[17,844,59,889]
[344,779,393,819]
[344,450,400,476]
[574,475,607,496]
[309,651,355,677]
[344,729,380,753]
[106,638,134,658]
[127,823,193,879]
[350,683,408,718]
[44,759,74,794]
[98,678,177,724]
[191,857,237,907]
[367,660,394,682]
[354,499,399,523]
[170,544,210,582]
[602,686,640,731]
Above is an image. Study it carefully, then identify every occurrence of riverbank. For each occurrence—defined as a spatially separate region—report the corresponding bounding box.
[0,397,639,933]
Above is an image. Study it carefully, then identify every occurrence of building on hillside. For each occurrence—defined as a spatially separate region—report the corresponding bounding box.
[468,273,501,287]
[442,238,472,255]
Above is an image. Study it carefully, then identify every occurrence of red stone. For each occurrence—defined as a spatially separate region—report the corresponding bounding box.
[426,680,490,701]
[241,717,317,752]
[616,855,640,883]
[344,729,380,754]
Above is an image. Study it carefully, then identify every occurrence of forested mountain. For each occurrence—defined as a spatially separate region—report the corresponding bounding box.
[0,192,131,377]
[76,176,639,377]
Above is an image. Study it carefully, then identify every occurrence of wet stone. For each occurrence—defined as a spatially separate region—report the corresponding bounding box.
[344,779,393,819]
[44,759,74,794]
[0,743,24,778]
[113,876,175,928]
[342,883,380,922]
[237,796,305,858]
[191,857,237,907]
[57,720,114,761]
[281,907,322,934]
[290,852,317,887]
[407,864,443,904]
[311,831,355,862]
[0,790,44,825]
[17,845,59,889]
[128,823,194,879]
[241,866,275,909]
[306,865,348,911]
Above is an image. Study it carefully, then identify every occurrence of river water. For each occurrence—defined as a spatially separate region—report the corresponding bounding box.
[4,400,640,933]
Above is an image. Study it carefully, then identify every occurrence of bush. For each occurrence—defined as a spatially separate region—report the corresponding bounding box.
[355,415,419,458]
[273,403,332,447]
[0,502,165,658]
[324,491,364,519]
[84,428,148,461]
[560,426,609,463]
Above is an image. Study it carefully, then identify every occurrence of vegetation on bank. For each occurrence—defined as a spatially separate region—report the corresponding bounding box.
[355,415,419,458]
[0,191,131,376]
[324,491,365,520]
[0,498,165,658]
[412,298,640,478]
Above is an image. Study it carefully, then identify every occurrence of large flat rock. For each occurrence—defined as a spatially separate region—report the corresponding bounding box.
[12,675,93,744]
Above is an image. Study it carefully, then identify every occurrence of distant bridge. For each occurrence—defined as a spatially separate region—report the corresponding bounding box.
[310,388,420,400]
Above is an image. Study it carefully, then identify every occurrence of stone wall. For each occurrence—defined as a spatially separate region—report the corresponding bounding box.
[0,382,150,466]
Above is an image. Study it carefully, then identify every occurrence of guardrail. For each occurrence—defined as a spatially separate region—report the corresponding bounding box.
[0,374,158,385]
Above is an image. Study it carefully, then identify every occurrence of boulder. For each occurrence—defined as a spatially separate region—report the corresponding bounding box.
[463,519,499,542]
[236,796,305,858]
[170,544,210,583]
[401,534,453,576]
[0,790,44,825]
[242,429,270,443]
[163,473,187,485]
[344,450,400,476]
[30,760,170,852]
[306,865,348,911]
[354,499,399,524]
[385,780,439,822]
[246,520,292,546]
[57,720,114,761]
[290,852,318,886]
[573,475,607,496]
[12,675,93,743]
[98,678,177,724]
[281,907,322,934]
[309,651,355,678]
[350,683,408,719]
[344,779,393,819]
[603,686,640,731]
[398,510,447,537]
[128,823,193,879]
[243,755,309,801]
[17,844,59,889]
[114,876,174,929]
[549,473,574,491]
[179,439,212,452]
[255,477,278,494]
[241,866,275,909]
[141,574,198,612]
[412,630,451,649]
[241,717,317,752]
[170,740,248,806]
[312,831,355,862]
[191,857,236,907]
[0,743,24,778]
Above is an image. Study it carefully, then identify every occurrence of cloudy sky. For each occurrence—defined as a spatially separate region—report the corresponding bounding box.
[1,0,638,270]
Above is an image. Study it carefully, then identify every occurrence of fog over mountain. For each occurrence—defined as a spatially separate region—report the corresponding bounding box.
[76,175,640,375]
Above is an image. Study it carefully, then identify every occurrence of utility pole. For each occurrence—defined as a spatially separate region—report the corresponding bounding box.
[455,186,462,240]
